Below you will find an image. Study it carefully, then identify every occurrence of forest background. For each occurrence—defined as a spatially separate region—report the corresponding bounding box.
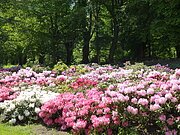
[0,0,179,66]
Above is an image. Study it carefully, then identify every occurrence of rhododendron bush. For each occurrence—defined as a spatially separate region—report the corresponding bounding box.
[0,64,179,135]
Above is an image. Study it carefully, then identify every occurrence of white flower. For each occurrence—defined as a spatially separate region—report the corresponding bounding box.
[24,110,30,116]
[9,118,16,124]
[18,115,24,121]
[35,107,41,113]
[30,98,36,102]
[9,104,16,110]
[29,103,35,108]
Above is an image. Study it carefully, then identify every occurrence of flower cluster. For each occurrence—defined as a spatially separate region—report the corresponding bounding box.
[0,65,179,134]
[70,78,98,90]
[0,87,19,102]
[0,88,58,124]
[39,67,180,134]
[0,67,69,88]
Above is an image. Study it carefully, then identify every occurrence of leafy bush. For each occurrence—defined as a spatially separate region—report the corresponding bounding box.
[31,65,50,73]
[53,61,68,74]
[124,62,149,71]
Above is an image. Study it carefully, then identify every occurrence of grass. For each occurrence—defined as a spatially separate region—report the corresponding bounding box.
[0,123,70,135]
[0,123,33,135]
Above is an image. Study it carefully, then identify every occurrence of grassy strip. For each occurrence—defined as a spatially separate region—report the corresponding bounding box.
[0,123,71,135]
[0,123,33,135]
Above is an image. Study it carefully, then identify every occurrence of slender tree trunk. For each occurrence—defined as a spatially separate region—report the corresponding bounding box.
[82,11,93,64]
[65,42,73,65]
[108,18,119,63]
[139,43,146,59]
[94,1,101,64]
[50,13,60,64]
[175,46,180,58]
[94,30,100,64]
[39,54,45,64]
[108,0,120,63]
[82,35,90,63]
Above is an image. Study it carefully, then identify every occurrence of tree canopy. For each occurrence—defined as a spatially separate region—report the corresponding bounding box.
[0,0,179,66]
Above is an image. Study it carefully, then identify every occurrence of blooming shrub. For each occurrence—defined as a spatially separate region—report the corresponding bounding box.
[39,66,180,134]
[0,67,67,88]
[0,88,58,125]
[0,64,179,134]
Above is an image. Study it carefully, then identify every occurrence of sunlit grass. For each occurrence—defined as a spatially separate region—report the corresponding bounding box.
[0,123,71,135]
[0,123,33,135]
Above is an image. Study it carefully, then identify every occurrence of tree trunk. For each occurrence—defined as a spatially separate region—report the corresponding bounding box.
[82,35,90,64]
[108,0,120,63]
[175,46,180,58]
[82,10,93,64]
[65,42,73,65]
[108,20,119,63]
[136,43,146,60]
[50,13,60,64]
[94,1,101,64]
[95,43,100,64]
[39,54,45,64]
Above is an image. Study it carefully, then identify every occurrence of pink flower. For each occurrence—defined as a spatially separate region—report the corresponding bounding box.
[78,109,88,116]
[108,85,115,90]
[107,128,113,135]
[122,121,128,127]
[114,119,120,125]
[150,104,161,111]
[167,118,174,126]
[45,119,53,126]
[150,84,157,89]
[104,107,110,114]
[150,95,160,103]
[171,97,178,103]
[73,119,87,130]
[147,88,154,95]
[96,109,103,115]
[137,84,145,89]
[177,104,180,111]
[131,98,137,104]
[127,106,138,115]
[165,93,173,99]
[124,87,132,94]
[172,129,177,135]
[171,84,179,91]
[136,90,146,96]
[116,94,124,102]
[112,111,118,117]
[155,97,167,105]
[138,98,149,106]
[159,114,166,121]
[61,124,67,130]
[124,95,129,101]
[165,131,173,135]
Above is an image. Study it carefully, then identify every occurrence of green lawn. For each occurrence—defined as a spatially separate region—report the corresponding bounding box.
[0,123,70,135]
[0,123,33,135]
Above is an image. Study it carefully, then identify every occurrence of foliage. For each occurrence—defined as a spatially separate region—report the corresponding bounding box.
[53,61,68,74]
[0,0,179,66]
[124,62,150,71]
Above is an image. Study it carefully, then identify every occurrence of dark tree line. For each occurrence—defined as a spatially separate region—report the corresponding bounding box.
[0,0,179,66]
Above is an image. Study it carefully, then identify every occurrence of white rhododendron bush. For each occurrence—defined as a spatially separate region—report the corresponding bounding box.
[0,64,179,135]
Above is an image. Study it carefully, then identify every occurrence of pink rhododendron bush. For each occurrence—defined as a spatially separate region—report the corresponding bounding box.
[0,64,179,135]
